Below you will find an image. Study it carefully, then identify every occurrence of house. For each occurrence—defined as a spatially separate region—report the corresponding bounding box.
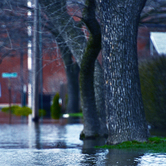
[0,0,165,113]
[0,2,67,112]
[137,0,166,58]
[150,32,166,55]
[0,45,67,105]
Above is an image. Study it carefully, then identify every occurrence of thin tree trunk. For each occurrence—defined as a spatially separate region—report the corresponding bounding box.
[80,0,107,138]
[80,34,101,138]
[59,40,80,114]
[32,0,40,122]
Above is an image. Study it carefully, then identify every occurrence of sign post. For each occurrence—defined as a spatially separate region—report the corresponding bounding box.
[2,72,17,124]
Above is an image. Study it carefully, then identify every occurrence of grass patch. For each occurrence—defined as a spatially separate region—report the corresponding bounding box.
[69,112,83,117]
[97,137,166,153]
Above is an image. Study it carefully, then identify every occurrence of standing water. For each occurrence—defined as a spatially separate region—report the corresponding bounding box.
[0,119,166,165]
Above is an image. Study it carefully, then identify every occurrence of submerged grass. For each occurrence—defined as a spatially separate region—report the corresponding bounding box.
[69,112,83,117]
[97,137,166,153]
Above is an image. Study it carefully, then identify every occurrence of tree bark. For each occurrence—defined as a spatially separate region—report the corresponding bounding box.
[80,0,107,138]
[80,34,101,138]
[99,0,149,144]
[94,61,107,134]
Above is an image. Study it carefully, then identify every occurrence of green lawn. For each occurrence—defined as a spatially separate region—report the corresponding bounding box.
[97,137,166,153]
[68,112,83,117]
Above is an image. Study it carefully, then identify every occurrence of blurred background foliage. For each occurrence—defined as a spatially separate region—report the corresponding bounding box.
[139,56,166,129]
[51,93,61,119]
[2,105,32,116]
[1,105,46,117]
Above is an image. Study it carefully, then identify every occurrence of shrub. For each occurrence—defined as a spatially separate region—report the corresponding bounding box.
[51,93,61,119]
[2,105,20,114]
[39,109,46,117]
[139,56,166,128]
[2,105,32,116]
[14,106,32,116]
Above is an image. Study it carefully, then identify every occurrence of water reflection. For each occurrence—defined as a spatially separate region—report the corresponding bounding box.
[67,117,82,124]
[0,123,166,165]
[82,138,106,154]
[34,123,41,149]
[81,138,107,165]
[81,139,145,166]
[105,149,144,166]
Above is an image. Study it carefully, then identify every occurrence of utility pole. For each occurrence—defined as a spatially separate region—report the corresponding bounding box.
[20,40,24,107]
[39,5,43,117]
[27,0,33,122]
[32,0,40,122]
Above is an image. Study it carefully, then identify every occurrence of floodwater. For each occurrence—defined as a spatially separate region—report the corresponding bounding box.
[0,119,166,166]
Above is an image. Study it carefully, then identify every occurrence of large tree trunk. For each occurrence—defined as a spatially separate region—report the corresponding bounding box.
[99,0,149,144]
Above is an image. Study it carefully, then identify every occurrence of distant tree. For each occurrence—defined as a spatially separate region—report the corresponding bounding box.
[60,41,80,114]
[0,0,28,63]
[42,2,80,114]
[97,0,149,144]
[49,26,80,114]
[0,0,29,106]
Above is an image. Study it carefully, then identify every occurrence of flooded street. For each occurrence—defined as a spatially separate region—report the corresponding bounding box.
[0,120,166,166]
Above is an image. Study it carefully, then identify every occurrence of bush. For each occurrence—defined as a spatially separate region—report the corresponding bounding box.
[14,106,32,116]
[139,56,166,128]
[1,105,32,116]
[39,109,46,117]
[51,93,61,119]
[2,105,20,114]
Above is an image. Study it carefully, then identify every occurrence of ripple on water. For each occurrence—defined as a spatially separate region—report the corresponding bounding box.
[0,148,84,166]
[136,153,166,166]
[0,123,166,166]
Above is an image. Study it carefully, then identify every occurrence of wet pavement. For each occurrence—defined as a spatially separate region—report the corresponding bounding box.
[0,119,166,166]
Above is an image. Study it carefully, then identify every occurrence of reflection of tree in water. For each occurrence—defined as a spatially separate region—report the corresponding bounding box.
[105,149,144,166]
[67,117,81,124]
[33,124,68,149]
[82,138,106,154]
[81,138,106,165]
[54,141,67,148]
[53,125,67,148]
[34,123,41,149]
[81,139,145,165]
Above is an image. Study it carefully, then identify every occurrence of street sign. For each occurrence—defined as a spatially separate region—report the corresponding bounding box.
[2,72,18,78]
[0,83,1,97]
